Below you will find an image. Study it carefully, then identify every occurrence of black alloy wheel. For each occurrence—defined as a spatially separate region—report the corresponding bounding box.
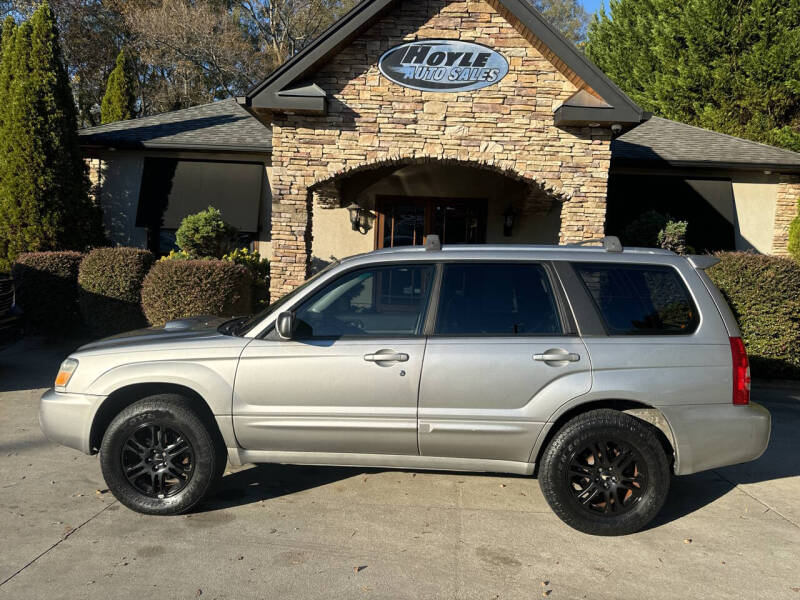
[539,409,670,536]
[100,394,227,515]
[567,438,647,516]
[122,423,195,498]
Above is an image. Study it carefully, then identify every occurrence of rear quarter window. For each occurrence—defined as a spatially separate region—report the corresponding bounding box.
[572,263,699,335]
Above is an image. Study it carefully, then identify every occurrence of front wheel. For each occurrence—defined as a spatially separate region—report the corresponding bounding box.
[538,409,670,536]
[100,394,226,515]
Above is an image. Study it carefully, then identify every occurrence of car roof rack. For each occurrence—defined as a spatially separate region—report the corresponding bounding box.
[569,236,623,253]
[425,235,442,251]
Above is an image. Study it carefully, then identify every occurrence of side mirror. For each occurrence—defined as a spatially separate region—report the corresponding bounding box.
[276,312,295,340]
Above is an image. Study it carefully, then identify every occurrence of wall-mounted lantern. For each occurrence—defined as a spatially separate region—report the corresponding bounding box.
[503,206,517,237]
[347,203,376,234]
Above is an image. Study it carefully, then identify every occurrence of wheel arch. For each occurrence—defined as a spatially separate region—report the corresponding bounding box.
[530,399,676,476]
[89,383,227,455]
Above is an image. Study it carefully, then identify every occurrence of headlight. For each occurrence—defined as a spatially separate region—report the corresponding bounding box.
[55,358,79,391]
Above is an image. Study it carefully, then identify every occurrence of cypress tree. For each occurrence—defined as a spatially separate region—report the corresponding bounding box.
[586,0,800,152]
[101,49,136,124]
[0,2,105,270]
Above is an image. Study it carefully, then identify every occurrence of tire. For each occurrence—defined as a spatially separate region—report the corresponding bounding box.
[538,409,670,536]
[100,394,227,515]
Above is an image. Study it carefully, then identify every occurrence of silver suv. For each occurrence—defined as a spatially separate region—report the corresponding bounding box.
[40,237,770,535]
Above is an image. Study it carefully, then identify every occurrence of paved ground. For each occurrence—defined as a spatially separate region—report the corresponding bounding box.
[1,338,798,600]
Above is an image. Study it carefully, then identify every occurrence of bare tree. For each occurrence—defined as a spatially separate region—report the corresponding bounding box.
[121,0,265,111]
[236,0,357,70]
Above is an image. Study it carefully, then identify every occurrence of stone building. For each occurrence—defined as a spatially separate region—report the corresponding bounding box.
[80,0,800,297]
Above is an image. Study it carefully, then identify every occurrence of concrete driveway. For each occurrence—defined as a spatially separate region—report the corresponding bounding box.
[1,339,798,600]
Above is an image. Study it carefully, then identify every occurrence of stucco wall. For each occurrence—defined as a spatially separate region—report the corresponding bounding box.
[731,175,777,253]
[268,0,613,296]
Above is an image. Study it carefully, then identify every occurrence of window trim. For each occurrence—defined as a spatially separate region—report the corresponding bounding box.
[288,262,438,341]
[570,261,701,337]
[429,260,569,339]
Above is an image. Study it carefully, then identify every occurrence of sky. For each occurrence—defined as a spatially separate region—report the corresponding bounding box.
[581,0,605,16]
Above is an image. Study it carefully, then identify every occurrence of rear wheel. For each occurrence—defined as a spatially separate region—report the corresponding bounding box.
[100,394,226,515]
[539,409,670,536]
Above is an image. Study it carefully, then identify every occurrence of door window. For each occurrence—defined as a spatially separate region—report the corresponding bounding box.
[294,264,434,338]
[573,263,699,335]
[434,263,562,335]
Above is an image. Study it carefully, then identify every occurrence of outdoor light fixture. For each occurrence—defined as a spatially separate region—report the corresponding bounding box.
[346,203,375,234]
[503,206,517,237]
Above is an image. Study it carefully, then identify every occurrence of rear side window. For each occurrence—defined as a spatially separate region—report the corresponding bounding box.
[435,263,562,336]
[573,263,698,335]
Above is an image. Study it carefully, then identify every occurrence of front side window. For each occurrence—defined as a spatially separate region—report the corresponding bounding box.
[573,263,699,335]
[434,263,562,336]
[294,264,434,338]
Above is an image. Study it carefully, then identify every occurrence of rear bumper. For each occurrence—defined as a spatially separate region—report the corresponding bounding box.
[39,388,104,455]
[659,402,771,475]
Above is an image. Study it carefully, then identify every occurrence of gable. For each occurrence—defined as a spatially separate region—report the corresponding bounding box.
[239,0,643,127]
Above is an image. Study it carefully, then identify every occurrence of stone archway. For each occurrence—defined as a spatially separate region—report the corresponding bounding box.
[267,155,594,297]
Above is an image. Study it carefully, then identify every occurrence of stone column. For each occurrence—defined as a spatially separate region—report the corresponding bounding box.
[772,176,800,255]
[269,188,313,300]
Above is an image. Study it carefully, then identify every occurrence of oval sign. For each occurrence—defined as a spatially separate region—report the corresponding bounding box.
[378,40,509,93]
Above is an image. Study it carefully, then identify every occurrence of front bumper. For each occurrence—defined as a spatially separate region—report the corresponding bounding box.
[39,388,105,454]
[659,402,771,475]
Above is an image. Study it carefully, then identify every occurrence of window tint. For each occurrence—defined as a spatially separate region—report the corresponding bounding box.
[294,265,434,338]
[573,263,698,335]
[435,263,561,336]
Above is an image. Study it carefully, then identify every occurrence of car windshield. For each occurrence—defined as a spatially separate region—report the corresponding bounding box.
[229,261,340,336]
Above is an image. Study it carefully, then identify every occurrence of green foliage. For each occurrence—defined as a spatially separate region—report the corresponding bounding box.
[223,247,270,307]
[622,211,668,247]
[11,251,83,337]
[658,220,689,255]
[788,199,800,261]
[78,248,155,336]
[586,0,800,152]
[0,3,105,271]
[709,253,800,379]
[160,249,193,261]
[141,260,253,326]
[101,49,136,124]
[175,206,236,259]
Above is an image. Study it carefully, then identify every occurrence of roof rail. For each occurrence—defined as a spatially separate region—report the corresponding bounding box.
[425,235,442,251]
[569,236,623,253]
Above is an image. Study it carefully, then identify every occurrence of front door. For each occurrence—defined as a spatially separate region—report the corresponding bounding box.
[233,263,435,456]
[417,262,591,463]
[376,196,487,248]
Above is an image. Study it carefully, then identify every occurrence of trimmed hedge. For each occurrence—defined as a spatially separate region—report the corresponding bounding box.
[141,260,253,326]
[709,252,800,379]
[11,251,83,336]
[78,247,155,336]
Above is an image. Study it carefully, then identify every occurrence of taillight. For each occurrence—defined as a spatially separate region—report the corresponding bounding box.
[729,337,750,406]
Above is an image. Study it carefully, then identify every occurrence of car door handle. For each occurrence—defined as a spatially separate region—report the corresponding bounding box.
[533,352,580,363]
[364,352,409,363]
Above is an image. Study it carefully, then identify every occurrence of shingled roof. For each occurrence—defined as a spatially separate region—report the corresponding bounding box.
[79,99,271,153]
[612,116,800,173]
[79,99,800,174]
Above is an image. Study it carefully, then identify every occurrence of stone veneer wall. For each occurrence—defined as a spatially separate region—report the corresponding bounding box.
[772,176,800,255]
[267,0,613,296]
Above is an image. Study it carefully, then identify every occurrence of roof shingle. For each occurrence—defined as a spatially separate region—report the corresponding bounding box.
[79,99,271,153]
[612,116,800,172]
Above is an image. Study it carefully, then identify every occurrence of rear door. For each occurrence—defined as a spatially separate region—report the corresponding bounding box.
[417,261,590,463]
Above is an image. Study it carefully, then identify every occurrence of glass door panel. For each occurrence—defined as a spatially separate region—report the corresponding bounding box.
[376,196,488,249]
